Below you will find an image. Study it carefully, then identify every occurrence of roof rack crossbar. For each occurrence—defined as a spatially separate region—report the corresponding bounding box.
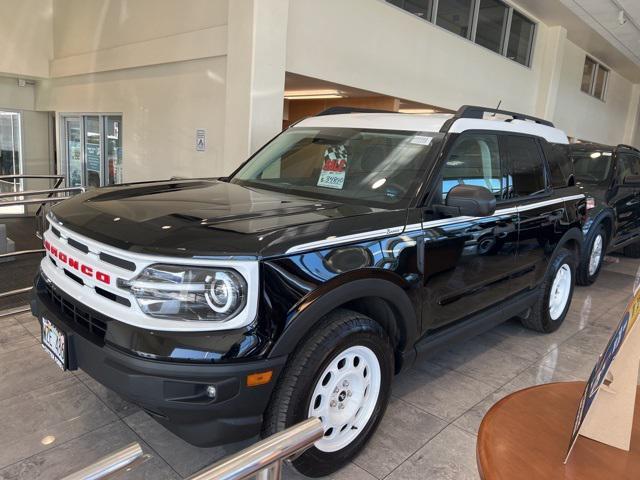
[448,105,555,128]
[315,106,397,116]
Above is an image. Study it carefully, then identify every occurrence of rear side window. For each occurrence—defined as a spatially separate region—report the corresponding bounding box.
[504,135,547,197]
[617,154,640,183]
[543,143,574,188]
[439,133,506,201]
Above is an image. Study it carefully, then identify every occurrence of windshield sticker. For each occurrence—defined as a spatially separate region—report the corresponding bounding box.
[410,135,433,146]
[317,145,348,189]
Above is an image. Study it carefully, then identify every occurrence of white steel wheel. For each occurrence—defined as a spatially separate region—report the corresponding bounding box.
[549,264,572,320]
[588,234,603,276]
[308,345,382,453]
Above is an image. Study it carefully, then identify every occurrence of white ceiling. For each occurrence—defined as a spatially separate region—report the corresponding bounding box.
[516,0,640,81]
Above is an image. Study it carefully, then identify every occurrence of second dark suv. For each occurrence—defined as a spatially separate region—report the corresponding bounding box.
[569,143,640,285]
[33,106,585,477]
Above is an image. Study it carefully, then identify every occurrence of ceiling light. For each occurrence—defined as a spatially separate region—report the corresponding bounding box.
[618,10,627,26]
[590,152,602,159]
[398,108,437,114]
[284,90,345,100]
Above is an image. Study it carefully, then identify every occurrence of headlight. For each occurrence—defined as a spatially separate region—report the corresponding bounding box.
[120,264,247,321]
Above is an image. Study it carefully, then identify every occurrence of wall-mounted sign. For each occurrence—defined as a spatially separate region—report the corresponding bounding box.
[196,129,206,152]
[565,286,640,462]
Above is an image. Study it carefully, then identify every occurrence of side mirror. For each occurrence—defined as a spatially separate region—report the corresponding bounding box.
[623,175,640,186]
[445,184,496,217]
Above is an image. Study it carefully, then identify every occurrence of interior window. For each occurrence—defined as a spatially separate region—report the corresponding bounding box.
[440,133,505,201]
[617,154,640,184]
[505,135,546,197]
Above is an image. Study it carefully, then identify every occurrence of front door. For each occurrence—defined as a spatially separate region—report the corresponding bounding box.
[420,132,519,330]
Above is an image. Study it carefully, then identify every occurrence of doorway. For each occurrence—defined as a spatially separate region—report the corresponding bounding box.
[61,114,123,188]
[0,110,24,215]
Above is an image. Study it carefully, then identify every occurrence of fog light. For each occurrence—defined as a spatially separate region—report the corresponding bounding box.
[206,385,217,399]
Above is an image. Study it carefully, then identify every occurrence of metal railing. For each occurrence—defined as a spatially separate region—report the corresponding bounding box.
[0,175,84,316]
[60,443,144,480]
[186,418,324,480]
[63,418,323,480]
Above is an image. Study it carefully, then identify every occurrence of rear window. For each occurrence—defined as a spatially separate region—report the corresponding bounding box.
[571,150,613,184]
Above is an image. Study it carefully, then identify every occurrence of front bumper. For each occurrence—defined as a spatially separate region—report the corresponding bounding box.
[32,272,287,446]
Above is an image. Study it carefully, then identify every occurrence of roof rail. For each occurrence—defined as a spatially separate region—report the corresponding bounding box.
[444,105,555,129]
[315,106,396,116]
[617,144,640,153]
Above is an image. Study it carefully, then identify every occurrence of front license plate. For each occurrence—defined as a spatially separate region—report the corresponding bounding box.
[41,317,66,370]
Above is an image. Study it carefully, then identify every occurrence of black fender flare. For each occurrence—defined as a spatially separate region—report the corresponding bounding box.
[267,269,419,359]
[584,209,615,248]
[556,226,584,258]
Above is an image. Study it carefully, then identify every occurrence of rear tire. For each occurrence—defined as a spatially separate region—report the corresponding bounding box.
[262,309,393,478]
[623,241,640,258]
[577,224,607,286]
[521,247,575,333]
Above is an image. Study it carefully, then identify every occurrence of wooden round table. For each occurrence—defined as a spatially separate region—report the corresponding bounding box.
[477,382,640,479]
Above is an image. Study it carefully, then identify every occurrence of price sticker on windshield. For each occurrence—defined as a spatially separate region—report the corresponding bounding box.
[318,145,348,190]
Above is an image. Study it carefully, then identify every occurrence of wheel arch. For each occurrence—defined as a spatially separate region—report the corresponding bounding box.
[556,226,584,262]
[267,269,419,372]
[588,209,615,248]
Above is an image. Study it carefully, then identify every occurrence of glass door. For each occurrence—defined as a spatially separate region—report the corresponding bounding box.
[0,111,24,215]
[105,116,123,184]
[62,114,123,188]
[84,116,102,188]
[65,117,83,187]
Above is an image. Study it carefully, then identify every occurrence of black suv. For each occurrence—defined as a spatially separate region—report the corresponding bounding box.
[33,106,586,477]
[569,143,640,285]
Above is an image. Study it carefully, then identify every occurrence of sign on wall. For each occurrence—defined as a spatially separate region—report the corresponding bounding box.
[196,129,206,152]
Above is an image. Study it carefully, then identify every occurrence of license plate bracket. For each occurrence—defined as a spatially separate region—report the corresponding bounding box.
[41,317,67,371]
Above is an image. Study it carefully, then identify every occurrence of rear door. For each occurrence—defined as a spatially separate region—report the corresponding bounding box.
[613,152,640,243]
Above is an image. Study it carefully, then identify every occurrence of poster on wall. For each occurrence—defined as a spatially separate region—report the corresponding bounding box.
[565,286,640,462]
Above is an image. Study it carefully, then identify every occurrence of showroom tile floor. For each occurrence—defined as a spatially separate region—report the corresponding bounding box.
[0,255,638,479]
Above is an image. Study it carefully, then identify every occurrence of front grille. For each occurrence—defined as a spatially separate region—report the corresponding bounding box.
[43,281,108,340]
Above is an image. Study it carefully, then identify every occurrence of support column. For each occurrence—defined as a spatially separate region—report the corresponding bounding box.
[223,0,289,173]
[534,26,567,122]
[623,83,640,147]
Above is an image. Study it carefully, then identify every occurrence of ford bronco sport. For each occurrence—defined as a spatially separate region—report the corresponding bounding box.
[569,143,640,285]
[33,105,586,477]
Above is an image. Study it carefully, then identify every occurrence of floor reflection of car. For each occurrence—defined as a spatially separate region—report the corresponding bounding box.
[33,105,585,478]
[568,143,640,285]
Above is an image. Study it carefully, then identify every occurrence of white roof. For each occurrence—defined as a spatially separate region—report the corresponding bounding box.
[295,112,569,145]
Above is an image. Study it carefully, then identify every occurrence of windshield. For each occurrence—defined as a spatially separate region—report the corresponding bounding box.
[571,150,613,184]
[231,127,441,207]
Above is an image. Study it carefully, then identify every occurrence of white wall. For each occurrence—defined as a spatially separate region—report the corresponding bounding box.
[52,0,228,58]
[0,0,52,78]
[37,57,227,182]
[553,39,636,145]
[286,0,549,116]
[0,77,36,111]
[36,0,230,182]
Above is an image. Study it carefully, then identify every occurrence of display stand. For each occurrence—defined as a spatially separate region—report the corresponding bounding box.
[476,382,640,480]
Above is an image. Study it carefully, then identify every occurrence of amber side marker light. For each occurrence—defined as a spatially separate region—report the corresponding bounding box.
[247,370,273,387]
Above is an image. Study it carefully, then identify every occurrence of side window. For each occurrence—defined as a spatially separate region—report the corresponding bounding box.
[543,142,574,188]
[505,135,547,197]
[440,133,505,201]
[617,154,640,184]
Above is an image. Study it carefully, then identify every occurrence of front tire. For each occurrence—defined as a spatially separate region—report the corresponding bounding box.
[262,309,393,478]
[577,224,607,286]
[521,247,575,333]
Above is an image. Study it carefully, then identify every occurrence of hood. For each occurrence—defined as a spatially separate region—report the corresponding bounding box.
[51,179,407,257]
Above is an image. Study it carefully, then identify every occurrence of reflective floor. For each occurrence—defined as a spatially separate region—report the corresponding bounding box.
[1,254,639,479]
